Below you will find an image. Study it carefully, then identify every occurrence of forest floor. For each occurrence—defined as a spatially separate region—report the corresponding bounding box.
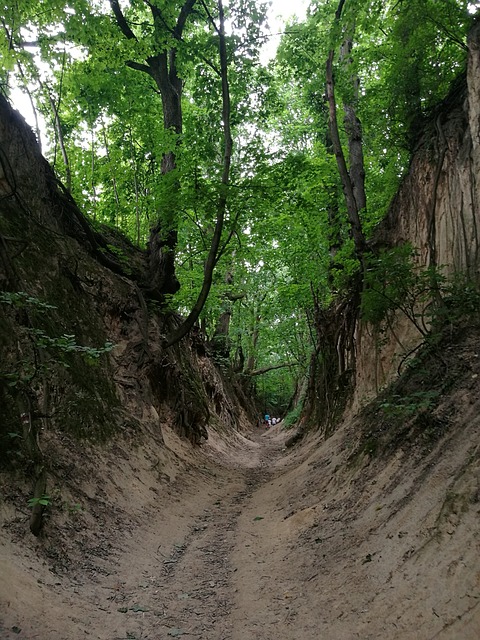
[1,404,480,639]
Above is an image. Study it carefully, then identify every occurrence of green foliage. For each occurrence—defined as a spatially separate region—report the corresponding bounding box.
[362,247,480,340]
[66,502,83,514]
[2,0,476,423]
[0,291,114,386]
[282,401,304,430]
[361,245,418,326]
[0,291,56,311]
[28,494,51,508]
[0,292,114,387]
[441,273,480,321]
[364,0,472,150]
[30,329,114,364]
[379,390,441,420]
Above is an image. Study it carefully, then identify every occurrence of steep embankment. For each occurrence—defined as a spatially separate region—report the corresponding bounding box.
[354,21,480,408]
[0,81,252,634]
[297,21,480,440]
[0,86,253,533]
[1,326,479,639]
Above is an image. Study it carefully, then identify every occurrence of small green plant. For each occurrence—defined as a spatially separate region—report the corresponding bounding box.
[0,291,56,311]
[361,245,426,327]
[28,495,51,508]
[1,291,115,389]
[67,502,83,514]
[362,435,378,457]
[30,329,114,364]
[440,274,480,324]
[362,249,480,334]
[379,390,440,419]
[1,292,114,358]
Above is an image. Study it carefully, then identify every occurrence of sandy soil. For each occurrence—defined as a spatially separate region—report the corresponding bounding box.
[1,408,480,639]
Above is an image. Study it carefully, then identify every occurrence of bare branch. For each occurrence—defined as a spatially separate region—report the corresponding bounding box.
[200,0,220,35]
[126,60,152,75]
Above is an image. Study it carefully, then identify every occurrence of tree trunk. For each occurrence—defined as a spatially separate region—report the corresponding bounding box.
[246,310,261,372]
[212,309,232,358]
[325,50,366,258]
[340,37,366,214]
[165,0,232,347]
[110,0,197,297]
[325,0,367,259]
[344,102,366,212]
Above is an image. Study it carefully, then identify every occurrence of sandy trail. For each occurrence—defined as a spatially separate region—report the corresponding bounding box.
[2,417,480,640]
[1,425,292,640]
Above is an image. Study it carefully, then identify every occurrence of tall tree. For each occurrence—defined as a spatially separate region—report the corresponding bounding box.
[165,0,232,347]
[325,0,366,259]
[109,0,197,297]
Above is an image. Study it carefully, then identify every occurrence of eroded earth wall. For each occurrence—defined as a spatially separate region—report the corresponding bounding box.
[353,21,480,407]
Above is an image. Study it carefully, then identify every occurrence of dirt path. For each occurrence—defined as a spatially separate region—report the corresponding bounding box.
[1,425,291,640]
[123,428,285,640]
[2,417,480,639]
[81,425,292,640]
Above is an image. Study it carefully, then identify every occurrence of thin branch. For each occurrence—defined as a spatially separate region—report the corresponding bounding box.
[214,208,242,266]
[183,210,208,249]
[145,0,197,41]
[426,16,468,51]
[126,60,152,75]
[109,0,138,40]
[145,0,220,75]
[247,362,296,377]
[200,0,220,35]
[178,247,207,268]
[15,62,42,153]
[39,76,71,191]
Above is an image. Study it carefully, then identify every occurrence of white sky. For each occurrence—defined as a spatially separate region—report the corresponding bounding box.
[263,0,310,61]
[268,0,309,25]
